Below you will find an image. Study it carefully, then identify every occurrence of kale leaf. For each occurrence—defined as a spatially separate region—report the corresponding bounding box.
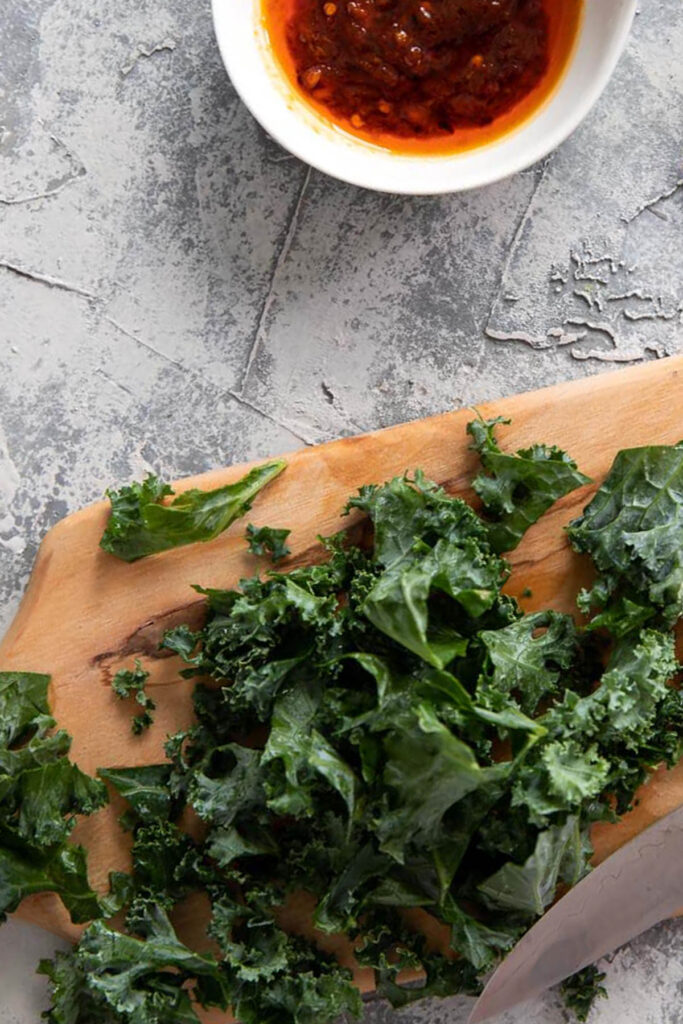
[561,964,608,1021]
[40,904,230,1024]
[111,661,156,735]
[478,816,587,916]
[0,673,106,922]
[477,611,578,715]
[98,765,172,822]
[568,443,683,625]
[246,523,291,562]
[468,416,590,552]
[100,460,286,562]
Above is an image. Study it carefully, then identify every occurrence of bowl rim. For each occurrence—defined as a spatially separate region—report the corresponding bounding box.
[211,0,638,195]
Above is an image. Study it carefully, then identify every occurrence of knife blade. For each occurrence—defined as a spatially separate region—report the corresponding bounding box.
[468,802,683,1023]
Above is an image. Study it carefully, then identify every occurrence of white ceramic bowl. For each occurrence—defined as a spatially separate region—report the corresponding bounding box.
[212,0,637,195]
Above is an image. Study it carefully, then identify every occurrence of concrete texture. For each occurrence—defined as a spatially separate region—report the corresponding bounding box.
[0,0,682,1020]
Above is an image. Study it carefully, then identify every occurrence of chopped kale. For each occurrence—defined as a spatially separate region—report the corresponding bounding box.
[8,423,681,1024]
[0,673,106,923]
[100,460,286,562]
[40,904,231,1024]
[568,443,683,626]
[561,964,608,1021]
[112,660,156,735]
[246,523,292,562]
[468,415,590,552]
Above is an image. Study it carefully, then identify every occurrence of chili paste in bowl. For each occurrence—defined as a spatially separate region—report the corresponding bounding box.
[263,0,581,154]
[211,0,636,193]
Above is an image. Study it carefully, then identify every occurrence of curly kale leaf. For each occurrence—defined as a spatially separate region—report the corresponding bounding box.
[41,904,230,1024]
[362,536,505,668]
[0,673,107,922]
[351,473,508,668]
[468,416,590,553]
[357,917,481,1008]
[561,964,608,1021]
[568,443,683,625]
[263,685,357,819]
[246,524,291,563]
[111,661,155,735]
[208,888,362,1024]
[100,460,286,562]
[346,471,492,567]
[13,758,106,846]
[560,629,679,750]
[477,611,578,715]
[508,629,680,827]
[0,835,106,923]
[444,897,522,972]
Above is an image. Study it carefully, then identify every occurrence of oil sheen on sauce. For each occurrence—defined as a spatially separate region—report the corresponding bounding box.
[262,0,583,154]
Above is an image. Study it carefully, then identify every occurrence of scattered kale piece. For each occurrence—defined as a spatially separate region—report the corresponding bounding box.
[0,672,106,922]
[100,460,286,562]
[568,443,683,626]
[112,660,156,735]
[246,523,292,562]
[468,415,590,553]
[561,964,608,1021]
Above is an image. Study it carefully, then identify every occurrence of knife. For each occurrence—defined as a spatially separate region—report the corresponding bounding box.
[468,803,683,1023]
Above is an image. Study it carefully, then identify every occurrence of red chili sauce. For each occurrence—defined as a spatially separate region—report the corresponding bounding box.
[263,0,582,153]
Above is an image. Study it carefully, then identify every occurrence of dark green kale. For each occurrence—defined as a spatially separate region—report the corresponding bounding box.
[28,429,683,1024]
[468,416,590,553]
[208,885,362,1024]
[40,903,230,1024]
[149,462,683,1021]
[0,673,106,922]
[112,661,156,735]
[561,964,608,1021]
[98,765,173,822]
[100,460,286,562]
[568,443,683,626]
[246,523,292,562]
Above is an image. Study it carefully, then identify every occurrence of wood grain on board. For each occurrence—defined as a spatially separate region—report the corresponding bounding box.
[1,355,682,1009]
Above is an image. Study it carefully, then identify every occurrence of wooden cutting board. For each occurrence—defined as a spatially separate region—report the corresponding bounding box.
[1,355,682,999]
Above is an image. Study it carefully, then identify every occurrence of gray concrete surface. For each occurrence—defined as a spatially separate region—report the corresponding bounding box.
[0,0,682,1020]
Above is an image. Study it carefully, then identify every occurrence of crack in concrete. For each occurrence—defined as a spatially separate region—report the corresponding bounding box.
[104,314,309,446]
[95,367,135,397]
[0,131,86,205]
[606,289,653,302]
[565,317,618,345]
[104,315,184,370]
[120,38,177,77]
[0,258,95,299]
[227,390,313,446]
[623,179,683,224]
[573,288,603,312]
[239,165,312,394]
